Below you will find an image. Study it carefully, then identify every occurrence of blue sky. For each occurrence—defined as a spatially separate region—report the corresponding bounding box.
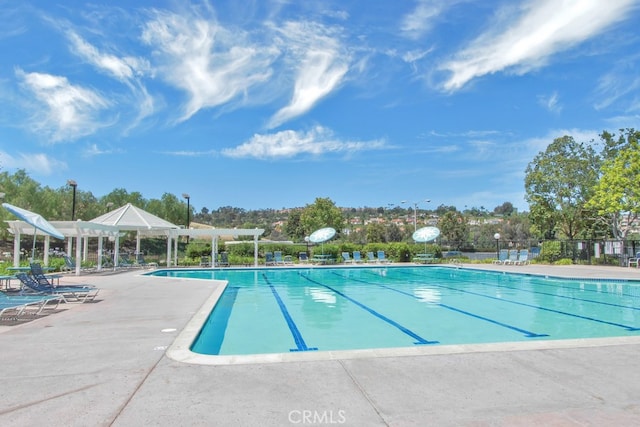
[0,0,638,214]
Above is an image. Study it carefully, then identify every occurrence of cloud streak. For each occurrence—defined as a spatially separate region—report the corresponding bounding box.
[222,126,386,159]
[141,8,277,123]
[439,0,637,91]
[0,150,66,175]
[16,69,110,143]
[267,21,350,129]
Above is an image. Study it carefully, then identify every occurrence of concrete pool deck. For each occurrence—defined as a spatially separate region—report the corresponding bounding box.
[1,263,640,426]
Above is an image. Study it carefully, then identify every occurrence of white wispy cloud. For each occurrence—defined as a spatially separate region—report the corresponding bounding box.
[82,143,125,158]
[67,31,137,81]
[440,0,637,91]
[16,69,110,142]
[267,21,350,129]
[593,58,640,111]
[160,149,218,157]
[222,126,386,159]
[141,8,277,123]
[538,91,562,113]
[66,31,156,131]
[400,0,451,39]
[0,150,66,175]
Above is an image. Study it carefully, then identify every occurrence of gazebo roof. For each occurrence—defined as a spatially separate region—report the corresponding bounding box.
[90,203,178,232]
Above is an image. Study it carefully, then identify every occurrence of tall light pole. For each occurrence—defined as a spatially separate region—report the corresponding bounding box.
[494,233,501,259]
[401,199,430,231]
[67,179,77,220]
[182,193,190,244]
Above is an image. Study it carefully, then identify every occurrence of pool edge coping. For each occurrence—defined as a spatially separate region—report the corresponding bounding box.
[161,266,640,365]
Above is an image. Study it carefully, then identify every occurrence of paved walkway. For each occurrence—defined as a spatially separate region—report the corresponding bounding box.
[1,264,640,426]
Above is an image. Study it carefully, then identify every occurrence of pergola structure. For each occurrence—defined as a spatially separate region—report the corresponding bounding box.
[160,228,265,267]
[5,203,266,274]
[5,220,120,275]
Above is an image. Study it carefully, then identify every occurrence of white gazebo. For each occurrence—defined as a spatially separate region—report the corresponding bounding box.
[90,203,180,267]
[91,203,265,267]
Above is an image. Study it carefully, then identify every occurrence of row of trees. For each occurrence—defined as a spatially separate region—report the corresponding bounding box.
[1,127,637,251]
[525,128,640,241]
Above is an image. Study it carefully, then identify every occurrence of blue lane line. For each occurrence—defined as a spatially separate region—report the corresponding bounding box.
[332,272,547,338]
[300,273,438,345]
[190,286,240,355]
[262,274,317,352]
[399,270,640,332]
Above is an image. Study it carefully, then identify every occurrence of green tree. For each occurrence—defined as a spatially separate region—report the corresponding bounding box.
[587,135,640,239]
[300,198,344,237]
[493,202,515,216]
[524,135,600,240]
[386,223,403,242]
[284,209,305,241]
[438,211,467,249]
[366,223,386,243]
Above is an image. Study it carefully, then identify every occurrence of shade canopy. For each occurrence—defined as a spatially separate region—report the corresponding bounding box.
[412,226,440,243]
[2,203,64,240]
[90,203,178,232]
[309,227,336,243]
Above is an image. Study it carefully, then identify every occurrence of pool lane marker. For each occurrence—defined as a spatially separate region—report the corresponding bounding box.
[300,273,438,345]
[262,274,318,352]
[334,272,548,338]
[399,269,640,332]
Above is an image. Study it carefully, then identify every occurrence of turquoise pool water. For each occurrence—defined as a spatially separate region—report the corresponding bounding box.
[149,266,640,356]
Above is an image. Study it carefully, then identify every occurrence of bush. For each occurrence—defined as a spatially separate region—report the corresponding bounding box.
[539,241,562,263]
[553,258,573,265]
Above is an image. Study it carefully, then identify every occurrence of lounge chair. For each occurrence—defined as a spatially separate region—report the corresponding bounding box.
[628,252,640,268]
[514,249,530,265]
[199,256,211,267]
[118,254,135,268]
[492,249,508,265]
[100,255,114,269]
[298,252,309,264]
[342,252,353,264]
[377,250,390,264]
[135,254,158,269]
[0,293,63,318]
[283,255,294,265]
[265,252,275,266]
[352,251,363,263]
[16,273,99,303]
[366,252,376,263]
[62,255,95,273]
[274,251,285,265]
[503,250,519,265]
[30,263,63,287]
[216,252,230,267]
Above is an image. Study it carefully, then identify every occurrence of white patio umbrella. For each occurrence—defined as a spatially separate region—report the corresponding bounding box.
[2,202,65,261]
[412,226,440,253]
[309,227,336,254]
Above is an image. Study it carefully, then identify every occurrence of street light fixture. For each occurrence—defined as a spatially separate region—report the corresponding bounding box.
[401,199,431,232]
[67,179,77,220]
[494,233,501,259]
[182,193,190,244]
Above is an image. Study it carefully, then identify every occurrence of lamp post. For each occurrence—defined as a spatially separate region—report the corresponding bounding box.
[401,199,430,232]
[182,193,190,244]
[494,233,501,259]
[304,236,310,256]
[67,179,77,220]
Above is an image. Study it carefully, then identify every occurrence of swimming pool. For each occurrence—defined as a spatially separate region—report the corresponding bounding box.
[150,266,640,363]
